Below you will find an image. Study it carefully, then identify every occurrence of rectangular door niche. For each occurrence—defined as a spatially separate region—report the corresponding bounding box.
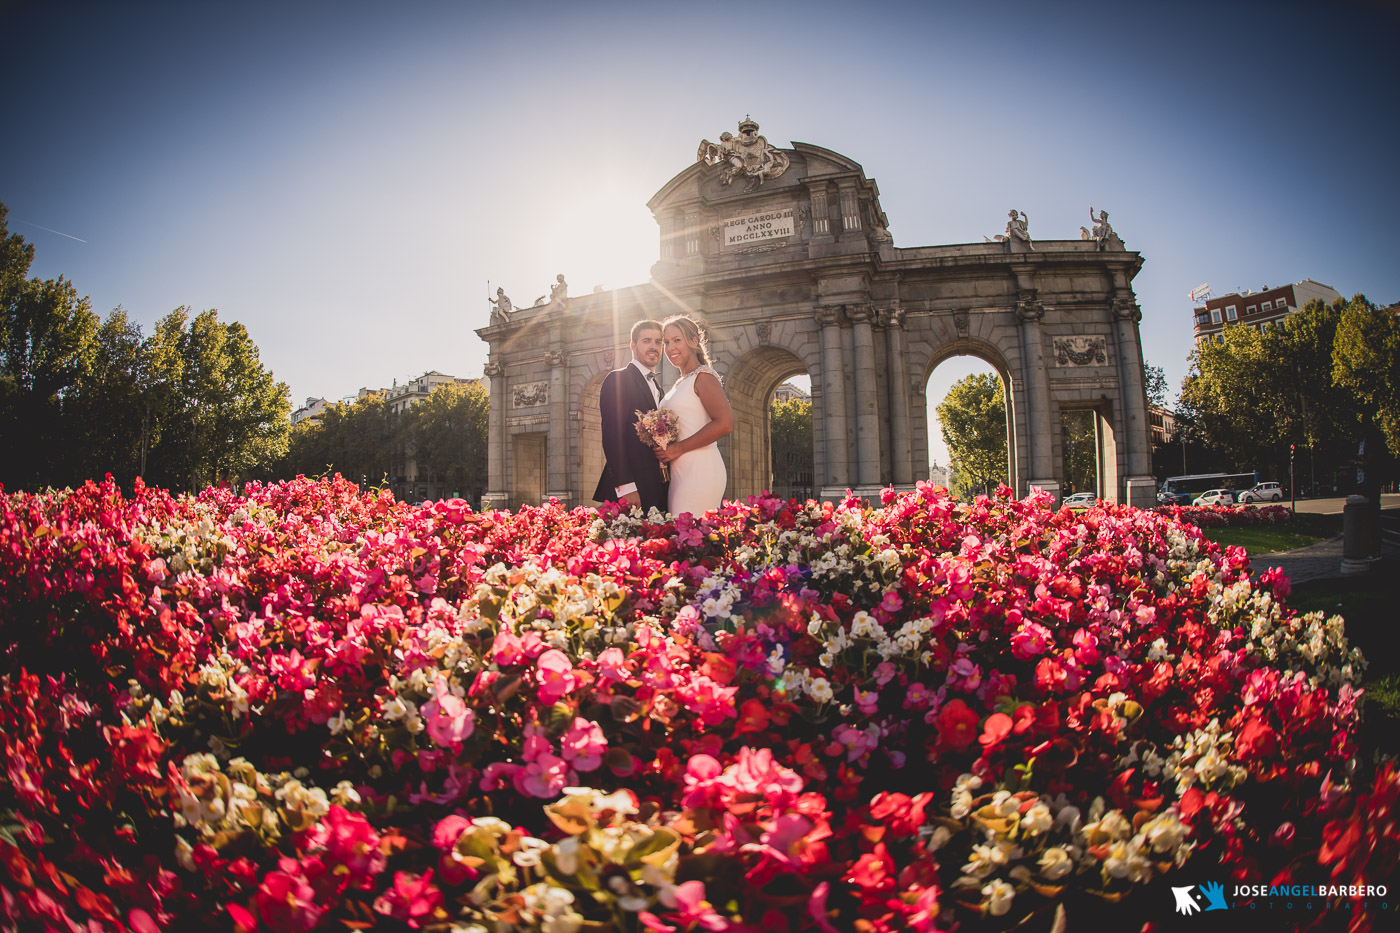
[512,433,547,509]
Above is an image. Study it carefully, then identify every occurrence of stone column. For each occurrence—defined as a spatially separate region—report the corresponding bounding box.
[838,184,861,235]
[1016,296,1059,501]
[848,304,881,489]
[1113,298,1155,507]
[880,306,913,486]
[546,350,570,505]
[483,361,508,510]
[815,307,848,493]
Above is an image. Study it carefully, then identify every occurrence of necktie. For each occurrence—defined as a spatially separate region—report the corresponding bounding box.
[646,371,660,401]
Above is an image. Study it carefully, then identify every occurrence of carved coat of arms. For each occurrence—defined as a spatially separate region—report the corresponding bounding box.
[1053,336,1108,367]
[697,118,790,190]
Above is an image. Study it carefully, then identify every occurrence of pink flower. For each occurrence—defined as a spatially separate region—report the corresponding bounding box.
[596,646,629,682]
[656,880,731,932]
[560,717,608,772]
[515,744,571,798]
[1010,621,1054,660]
[305,805,385,888]
[491,629,526,666]
[681,753,726,809]
[256,864,323,933]
[421,676,474,747]
[431,815,471,850]
[677,675,738,726]
[479,761,521,791]
[535,649,579,704]
[372,869,443,928]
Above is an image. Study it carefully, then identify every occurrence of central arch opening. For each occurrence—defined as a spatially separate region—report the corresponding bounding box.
[924,353,1014,499]
[723,345,812,502]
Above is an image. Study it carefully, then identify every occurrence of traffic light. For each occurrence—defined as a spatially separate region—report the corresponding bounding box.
[1290,444,1295,456]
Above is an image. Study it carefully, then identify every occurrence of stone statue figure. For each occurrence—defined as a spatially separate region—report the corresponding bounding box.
[550,274,569,308]
[489,287,513,324]
[993,209,1033,252]
[697,117,790,190]
[1088,206,1121,250]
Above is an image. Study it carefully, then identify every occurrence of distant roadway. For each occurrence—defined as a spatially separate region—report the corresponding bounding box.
[1290,493,1400,515]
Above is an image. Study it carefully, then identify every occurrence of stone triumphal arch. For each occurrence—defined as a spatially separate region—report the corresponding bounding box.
[477,119,1155,511]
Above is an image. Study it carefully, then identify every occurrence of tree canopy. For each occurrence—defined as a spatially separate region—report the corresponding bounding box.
[0,202,290,491]
[277,382,489,505]
[769,396,814,499]
[1178,295,1395,493]
[936,372,1008,499]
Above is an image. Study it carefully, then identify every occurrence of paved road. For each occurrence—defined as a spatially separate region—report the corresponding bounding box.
[1244,493,1400,584]
[1288,493,1400,514]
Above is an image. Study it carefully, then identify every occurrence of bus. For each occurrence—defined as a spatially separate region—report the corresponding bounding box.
[1159,472,1258,503]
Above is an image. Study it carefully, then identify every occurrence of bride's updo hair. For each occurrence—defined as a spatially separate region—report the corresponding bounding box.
[661,314,711,366]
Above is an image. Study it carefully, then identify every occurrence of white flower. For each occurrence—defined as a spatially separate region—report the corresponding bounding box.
[1039,846,1073,880]
[981,879,1015,916]
[807,677,834,703]
[1141,812,1187,854]
[382,696,410,721]
[1021,802,1053,836]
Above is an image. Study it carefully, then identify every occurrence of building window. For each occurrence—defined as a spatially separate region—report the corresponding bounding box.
[1260,300,1272,311]
[1211,309,1222,324]
[1195,313,1209,325]
[1246,305,1256,315]
[1225,305,1237,321]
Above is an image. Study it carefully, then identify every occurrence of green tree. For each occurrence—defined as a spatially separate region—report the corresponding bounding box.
[937,373,1008,499]
[1060,410,1097,495]
[1178,299,1367,491]
[0,204,100,488]
[64,308,146,484]
[1144,362,1169,410]
[769,396,814,498]
[1334,296,1400,457]
[282,392,398,488]
[406,382,490,503]
[144,308,290,490]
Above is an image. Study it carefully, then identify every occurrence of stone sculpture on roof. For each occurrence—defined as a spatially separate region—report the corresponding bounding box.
[488,287,513,324]
[697,117,791,190]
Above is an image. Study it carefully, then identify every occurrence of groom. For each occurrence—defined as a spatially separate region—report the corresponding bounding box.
[593,319,668,512]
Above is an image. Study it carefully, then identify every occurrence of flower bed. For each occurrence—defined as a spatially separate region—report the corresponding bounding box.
[1,477,1395,932]
[1155,503,1292,527]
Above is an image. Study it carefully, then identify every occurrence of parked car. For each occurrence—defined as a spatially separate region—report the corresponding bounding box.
[1192,489,1236,507]
[1238,482,1283,504]
[1063,492,1097,509]
[1157,490,1192,506]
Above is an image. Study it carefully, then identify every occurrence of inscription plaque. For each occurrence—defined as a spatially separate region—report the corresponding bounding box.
[723,208,794,247]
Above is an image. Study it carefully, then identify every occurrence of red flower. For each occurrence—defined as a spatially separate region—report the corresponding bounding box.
[935,699,980,750]
[1235,717,1279,764]
[979,712,1013,749]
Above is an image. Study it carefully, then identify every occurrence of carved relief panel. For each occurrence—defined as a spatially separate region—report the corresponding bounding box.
[1053,336,1108,367]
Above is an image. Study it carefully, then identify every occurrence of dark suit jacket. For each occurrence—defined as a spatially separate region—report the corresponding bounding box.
[593,363,668,512]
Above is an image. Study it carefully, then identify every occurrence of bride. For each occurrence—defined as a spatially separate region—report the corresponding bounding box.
[654,315,733,518]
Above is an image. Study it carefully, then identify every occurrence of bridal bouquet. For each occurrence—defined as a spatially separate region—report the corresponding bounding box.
[635,407,680,480]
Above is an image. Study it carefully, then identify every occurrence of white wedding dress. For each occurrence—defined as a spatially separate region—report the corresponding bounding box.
[660,365,727,518]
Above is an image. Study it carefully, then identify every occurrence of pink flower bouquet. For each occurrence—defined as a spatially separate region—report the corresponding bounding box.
[635,406,680,479]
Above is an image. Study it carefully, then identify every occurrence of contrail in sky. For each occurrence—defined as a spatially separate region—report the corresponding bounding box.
[14,220,87,243]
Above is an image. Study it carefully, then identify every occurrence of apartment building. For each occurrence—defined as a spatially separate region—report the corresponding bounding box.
[1192,279,1342,344]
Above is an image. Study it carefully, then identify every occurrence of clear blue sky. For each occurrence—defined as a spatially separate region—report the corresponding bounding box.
[4,0,1397,468]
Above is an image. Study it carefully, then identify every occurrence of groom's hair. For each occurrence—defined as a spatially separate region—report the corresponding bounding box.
[630,319,661,343]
